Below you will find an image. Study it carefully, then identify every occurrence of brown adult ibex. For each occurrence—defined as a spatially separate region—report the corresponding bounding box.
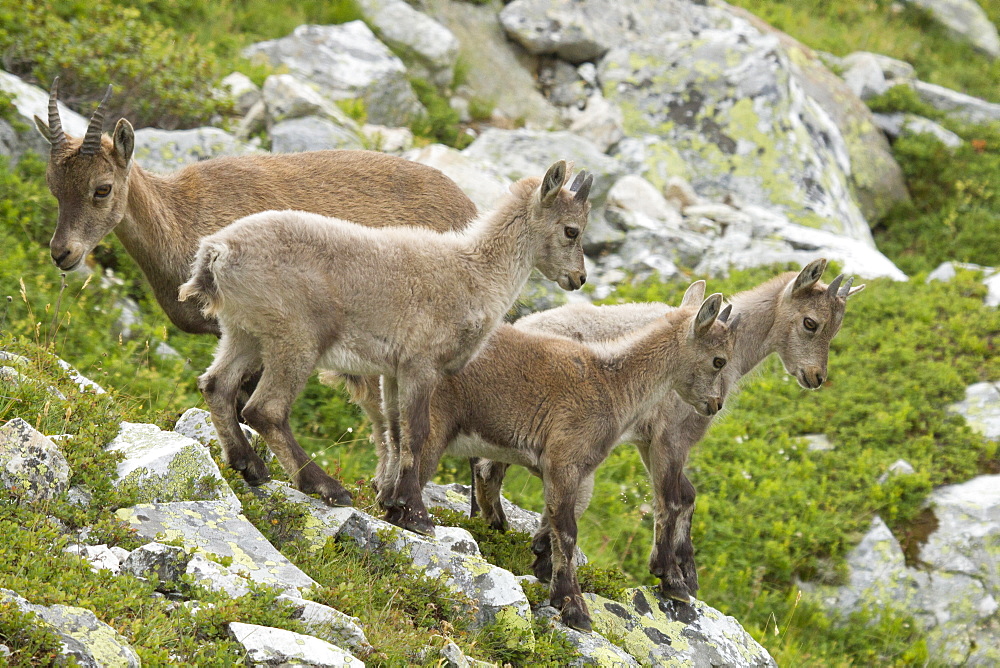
[32,79,479,493]
[179,161,592,528]
[393,286,738,631]
[473,259,864,601]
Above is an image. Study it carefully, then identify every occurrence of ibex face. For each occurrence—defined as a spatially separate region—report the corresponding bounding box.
[772,259,865,389]
[33,80,135,271]
[532,161,592,291]
[674,293,739,417]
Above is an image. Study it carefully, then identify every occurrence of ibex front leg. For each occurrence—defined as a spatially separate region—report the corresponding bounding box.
[532,471,593,584]
[544,465,591,632]
[199,327,269,485]
[473,459,510,531]
[241,338,353,507]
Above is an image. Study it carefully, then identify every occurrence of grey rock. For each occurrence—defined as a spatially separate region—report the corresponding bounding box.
[228,622,365,667]
[874,112,962,147]
[261,74,361,128]
[948,381,1000,441]
[218,72,261,115]
[877,458,916,484]
[581,213,627,255]
[535,605,640,666]
[122,542,191,587]
[418,0,560,129]
[65,544,128,575]
[107,421,240,508]
[54,358,105,395]
[841,52,890,100]
[913,80,1000,125]
[115,499,316,595]
[900,0,1000,58]
[565,93,625,153]
[0,70,86,162]
[582,588,776,666]
[403,144,510,212]
[606,175,683,226]
[0,588,141,668]
[663,176,703,210]
[462,128,627,204]
[802,433,835,452]
[261,482,535,638]
[235,99,267,140]
[436,526,482,557]
[926,261,1000,307]
[540,59,591,108]
[438,640,494,667]
[277,594,372,655]
[360,124,413,154]
[173,407,267,459]
[843,51,916,83]
[0,418,72,502]
[185,553,252,598]
[133,127,261,175]
[356,0,459,88]
[244,22,425,126]
[271,116,365,153]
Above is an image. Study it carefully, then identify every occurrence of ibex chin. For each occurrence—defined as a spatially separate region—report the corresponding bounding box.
[32,78,479,487]
[474,259,864,601]
[391,286,738,631]
[178,161,592,523]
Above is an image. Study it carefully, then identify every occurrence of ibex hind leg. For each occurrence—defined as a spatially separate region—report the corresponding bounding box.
[199,328,269,485]
[474,460,510,531]
[242,341,352,507]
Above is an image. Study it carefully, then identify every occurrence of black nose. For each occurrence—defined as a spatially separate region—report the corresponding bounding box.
[52,249,70,265]
[579,275,586,285]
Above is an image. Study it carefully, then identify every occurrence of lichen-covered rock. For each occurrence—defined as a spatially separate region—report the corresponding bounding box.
[271,116,365,153]
[244,22,425,126]
[0,588,140,668]
[899,0,1000,58]
[133,127,262,174]
[185,553,252,598]
[229,622,365,667]
[108,421,240,508]
[948,381,1000,441]
[580,588,776,666]
[115,499,316,595]
[913,80,1000,125]
[278,594,371,655]
[418,0,559,129]
[535,605,640,666]
[261,482,533,640]
[0,418,72,502]
[121,542,191,587]
[356,0,459,87]
[173,407,268,460]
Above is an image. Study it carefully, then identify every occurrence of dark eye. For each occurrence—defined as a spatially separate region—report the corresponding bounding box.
[803,317,818,332]
[564,227,579,239]
[94,184,112,198]
[713,357,726,369]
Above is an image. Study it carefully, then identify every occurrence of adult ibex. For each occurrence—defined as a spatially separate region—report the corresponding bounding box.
[394,286,738,631]
[178,161,592,528]
[474,259,864,601]
[32,79,479,493]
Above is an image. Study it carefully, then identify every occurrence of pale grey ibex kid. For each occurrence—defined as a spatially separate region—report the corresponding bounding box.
[178,161,592,528]
[473,259,864,602]
[397,286,739,631]
[32,79,480,500]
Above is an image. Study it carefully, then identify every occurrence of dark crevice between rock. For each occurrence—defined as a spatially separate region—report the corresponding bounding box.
[900,507,940,569]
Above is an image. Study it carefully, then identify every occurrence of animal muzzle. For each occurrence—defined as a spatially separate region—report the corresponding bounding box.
[559,271,587,291]
[797,368,826,390]
[701,396,724,417]
[50,241,86,271]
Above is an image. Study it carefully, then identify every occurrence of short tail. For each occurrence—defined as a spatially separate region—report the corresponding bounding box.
[177,240,228,318]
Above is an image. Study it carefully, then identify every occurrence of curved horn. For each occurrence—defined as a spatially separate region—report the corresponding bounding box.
[80,84,113,155]
[569,170,587,192]
[826,274,844,299]
[838,276,854,299]
[47,77,66,149]
[574,173,594,203]
[718,303,733,323]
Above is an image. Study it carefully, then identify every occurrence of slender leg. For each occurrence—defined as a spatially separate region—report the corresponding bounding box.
[474,459,510,531]
[241,339,352,507]
[341,374,391,489]
[376,375,400,511]
[532,470,593,583]
[637,420,699,600]
[468,457,481,518]
[199,327,269,485]
[544,464,591,632]
[383,365,439,536]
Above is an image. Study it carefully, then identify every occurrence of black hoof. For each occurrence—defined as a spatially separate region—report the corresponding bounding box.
[558,599,593,633]
[658,580,692,602]
[238,458,271,486]
[390,507,435,537]
[297,470,354,507]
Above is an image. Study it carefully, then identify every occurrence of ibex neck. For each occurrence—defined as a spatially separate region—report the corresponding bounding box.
[729,274,789,375]
[464,198,539,311]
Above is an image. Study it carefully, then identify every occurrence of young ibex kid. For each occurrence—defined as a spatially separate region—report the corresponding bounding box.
[474,260,864,601]
[179,161,592,525]
[396,286,739,631]
[33,79,479,492]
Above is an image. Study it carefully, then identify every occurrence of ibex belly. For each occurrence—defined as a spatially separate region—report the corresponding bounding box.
[446,433,540,473]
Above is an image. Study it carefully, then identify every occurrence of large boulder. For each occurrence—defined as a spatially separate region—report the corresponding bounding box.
[404,143,511,211]
[912,80,1000,125]
[356,0,459,88]
[228,622,365,667]
[133,127,261,174]
[244,22,425,127]
[0,70,86,164]
[899,0,1000,58]
[0,418,71,502]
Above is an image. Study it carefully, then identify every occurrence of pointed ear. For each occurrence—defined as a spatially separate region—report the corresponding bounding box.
[786,258,827,300]
[33,116,54,143]
[679,280,706,308]
[540,160,567,208]
[693,293,723,337]
[112,118,134,171]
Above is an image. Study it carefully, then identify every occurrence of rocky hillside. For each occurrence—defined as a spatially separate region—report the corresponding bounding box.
[1,0,998,664]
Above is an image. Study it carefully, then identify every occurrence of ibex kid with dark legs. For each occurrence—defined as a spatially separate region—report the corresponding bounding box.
[179,162,592,529]
[33,79,480,504]
[474,259,864,601]
[401,288,739,631]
